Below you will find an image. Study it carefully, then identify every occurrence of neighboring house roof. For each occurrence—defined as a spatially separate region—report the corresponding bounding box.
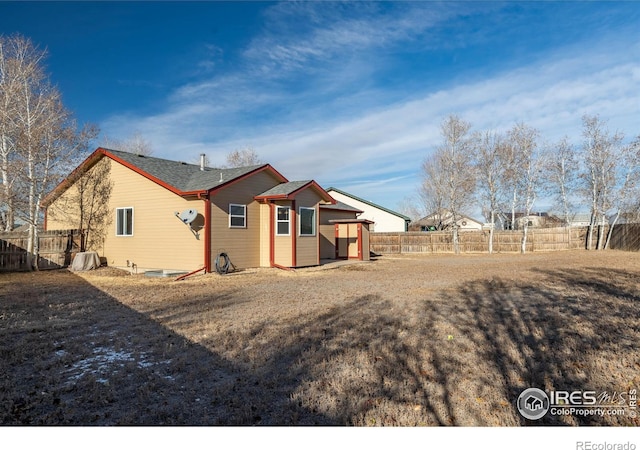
[43,147,288,206]
[326,187,411,222]
[416,210,483,227]
[571,213,592,224]
[319,201,363,213]
[255,180,334,203]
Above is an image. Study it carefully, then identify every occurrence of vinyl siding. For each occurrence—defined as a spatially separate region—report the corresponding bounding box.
[293,189,321,267]
[48,158,204,271]
[318,209,358,259]
[327,190,408,232]
[209,170,282,269]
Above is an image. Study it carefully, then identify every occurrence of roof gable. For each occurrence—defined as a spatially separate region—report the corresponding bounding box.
[44,147,288,205]
[255,180,334,203]
[105,148,280,193]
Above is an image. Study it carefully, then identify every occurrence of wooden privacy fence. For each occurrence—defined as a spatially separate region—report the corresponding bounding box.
[609,223,640,251]
[371,226,597,254]
[0,229,82,272]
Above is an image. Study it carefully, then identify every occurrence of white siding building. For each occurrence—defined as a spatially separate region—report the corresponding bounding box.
[326,187,410,233]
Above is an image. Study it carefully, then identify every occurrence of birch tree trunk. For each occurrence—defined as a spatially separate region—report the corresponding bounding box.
[2,35,97,269]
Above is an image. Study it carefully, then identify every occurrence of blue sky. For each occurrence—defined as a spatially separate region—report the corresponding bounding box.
[2,1,639,216]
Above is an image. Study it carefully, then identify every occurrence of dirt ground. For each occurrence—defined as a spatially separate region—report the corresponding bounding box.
[1,250,639,426]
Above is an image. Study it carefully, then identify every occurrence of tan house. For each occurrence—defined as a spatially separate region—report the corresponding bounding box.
[43,148,367,273]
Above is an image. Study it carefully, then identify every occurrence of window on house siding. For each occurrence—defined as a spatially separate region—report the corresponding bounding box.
[299,207,315,236]
[116,207,133,236]
[229,204,247,228]
[276,206,290,235]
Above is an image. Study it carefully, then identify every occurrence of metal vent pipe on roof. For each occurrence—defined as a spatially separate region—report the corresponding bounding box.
[200,154,206,171]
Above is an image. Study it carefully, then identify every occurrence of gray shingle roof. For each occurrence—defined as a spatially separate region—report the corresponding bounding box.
[320,200,362,213]
[256,180,312,197]
[106,149,266,192]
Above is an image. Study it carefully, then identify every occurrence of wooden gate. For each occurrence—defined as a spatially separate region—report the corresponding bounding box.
[332,219,372,261]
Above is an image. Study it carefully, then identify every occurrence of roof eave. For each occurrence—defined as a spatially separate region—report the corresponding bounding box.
[211,164,289,196]
[327,186,409,220]
[43,148,107,207]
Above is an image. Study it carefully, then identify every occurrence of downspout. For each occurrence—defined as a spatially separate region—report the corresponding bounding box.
[269,201,275,267]
[200,192,212,273]
[357,223,363,260]
[175,266,205,281]
[291,199,297,267]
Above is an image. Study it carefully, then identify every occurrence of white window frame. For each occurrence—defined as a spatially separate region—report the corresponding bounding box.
[115,207,134,237]
[276,206,290,236]
[229,203,247,228]
[298,207,316,236]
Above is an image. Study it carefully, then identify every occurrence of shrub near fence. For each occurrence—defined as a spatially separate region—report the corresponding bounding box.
[370,227,592,254]
[0,229,82,271]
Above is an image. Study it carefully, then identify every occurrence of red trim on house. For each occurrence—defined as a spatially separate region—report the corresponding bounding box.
[269,201,275,267]
[203,195,212,273]
[357,223,363,260]
[175,266,205,281]
[316,203,320,265]
[289,181,334,203]
[334,223,340,260]
[105,150,202,197]
[319,204,364,214]
[291,200,297,267]
[254,180,335,203]
[45,148,290,207]
[211,164,288,195]
[43,148,106,206]
[331,220,372,261]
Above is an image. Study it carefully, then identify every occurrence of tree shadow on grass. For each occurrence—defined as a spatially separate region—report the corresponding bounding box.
[419,267,640,426]
[0,271,332,425]
[2,265,638,426]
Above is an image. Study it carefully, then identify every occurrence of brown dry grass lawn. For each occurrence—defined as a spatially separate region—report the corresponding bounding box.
[1,250,639,426]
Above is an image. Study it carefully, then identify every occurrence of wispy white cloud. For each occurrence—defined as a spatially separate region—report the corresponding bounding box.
[101,2,640,212]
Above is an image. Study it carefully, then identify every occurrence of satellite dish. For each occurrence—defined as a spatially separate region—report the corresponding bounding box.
[178,209,198,224]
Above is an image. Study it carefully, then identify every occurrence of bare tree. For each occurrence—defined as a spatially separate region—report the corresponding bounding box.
[2,34,97,269]
[604,135,640,249]
[225,146,262,168]
[101,131,153,155]
[0,34,46,231]
[423,115,476,253]
[473,130,506,253]
[579,114,623,250]
[544,136,578,227]
[419,154,448,230]
[499,129,526,231]
[396,195,424,224]
[506,122,541,254]
[46,157,112,252]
